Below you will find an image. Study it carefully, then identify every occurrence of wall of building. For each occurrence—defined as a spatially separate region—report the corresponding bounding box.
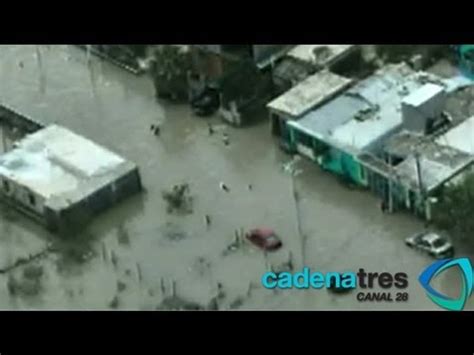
[289,126,367,186]
[320,147,366,186]
[0,176,46,217]
[0,105,44,134]
[45,167,142,235]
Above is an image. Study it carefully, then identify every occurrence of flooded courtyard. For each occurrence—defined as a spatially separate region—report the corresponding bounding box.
[0,45,470,310]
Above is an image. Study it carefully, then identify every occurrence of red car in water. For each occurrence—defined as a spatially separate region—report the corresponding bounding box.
[246,228,282,251]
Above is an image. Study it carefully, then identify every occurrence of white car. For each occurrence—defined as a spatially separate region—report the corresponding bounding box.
[405,232,454,259]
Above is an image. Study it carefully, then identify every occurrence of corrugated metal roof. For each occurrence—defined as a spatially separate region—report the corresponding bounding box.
[290,63,422,152]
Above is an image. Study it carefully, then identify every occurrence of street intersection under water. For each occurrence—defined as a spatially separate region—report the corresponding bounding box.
[0,45,470,310]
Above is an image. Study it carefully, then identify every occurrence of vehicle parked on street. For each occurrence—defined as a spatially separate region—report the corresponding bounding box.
[190,86,220,117]
[405,231,454,259]
[246,228,282,251]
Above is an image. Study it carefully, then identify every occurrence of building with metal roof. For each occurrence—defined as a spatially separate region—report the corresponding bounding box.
[288,63,422,155]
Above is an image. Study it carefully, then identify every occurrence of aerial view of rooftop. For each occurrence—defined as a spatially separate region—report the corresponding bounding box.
[1,44,474,310]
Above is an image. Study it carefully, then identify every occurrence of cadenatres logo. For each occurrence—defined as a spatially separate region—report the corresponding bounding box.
[419,258,473,311]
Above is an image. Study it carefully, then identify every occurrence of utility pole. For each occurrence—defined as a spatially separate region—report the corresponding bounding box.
[414,150,427,222]
[290,168,306,267]
[387,153,394,213]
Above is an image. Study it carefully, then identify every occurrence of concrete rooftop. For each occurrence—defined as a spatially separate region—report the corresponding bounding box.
[267,70,352,118]
[437,115,474,155]
[395,141,474,192]
[0,125,136,204]
[289,63,424,153]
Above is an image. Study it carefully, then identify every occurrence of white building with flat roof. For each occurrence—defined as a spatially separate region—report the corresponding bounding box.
[0,125,142,233]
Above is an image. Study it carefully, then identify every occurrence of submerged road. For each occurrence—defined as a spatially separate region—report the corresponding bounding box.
[0,45,470,310]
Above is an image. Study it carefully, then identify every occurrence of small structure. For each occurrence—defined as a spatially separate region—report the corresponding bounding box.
[267,70,352,150]
[0,125,142,233]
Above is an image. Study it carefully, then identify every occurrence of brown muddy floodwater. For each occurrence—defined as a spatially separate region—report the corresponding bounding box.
[0,45,470,310]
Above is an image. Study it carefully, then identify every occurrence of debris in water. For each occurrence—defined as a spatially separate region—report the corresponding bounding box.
[117,281,127,292]
[23,265,44,280]
[223,132,230,146]
[207,297,219,310]
[101,242,108,262]
[162,183,193,214]
[111,251,118,269]
[216,282,226,300]
[193,257,211,277]
[282,156,303,176]
[219,182,230,192]
[136,263,143,283]
[222,235,242,256]
[117,224,130,246]
[157,295,204,311]
[109,295,120,309]
[162,223,188,243]
[208,123,214,136]
[160,278,166,294]
[150,124,161,136]
[229,296,245,310]
[205,214,211,227]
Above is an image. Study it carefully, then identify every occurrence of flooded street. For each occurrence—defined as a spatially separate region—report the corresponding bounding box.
[0,45,470,310]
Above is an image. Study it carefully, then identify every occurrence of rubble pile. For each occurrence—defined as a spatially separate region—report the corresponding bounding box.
[162,183,193,214]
